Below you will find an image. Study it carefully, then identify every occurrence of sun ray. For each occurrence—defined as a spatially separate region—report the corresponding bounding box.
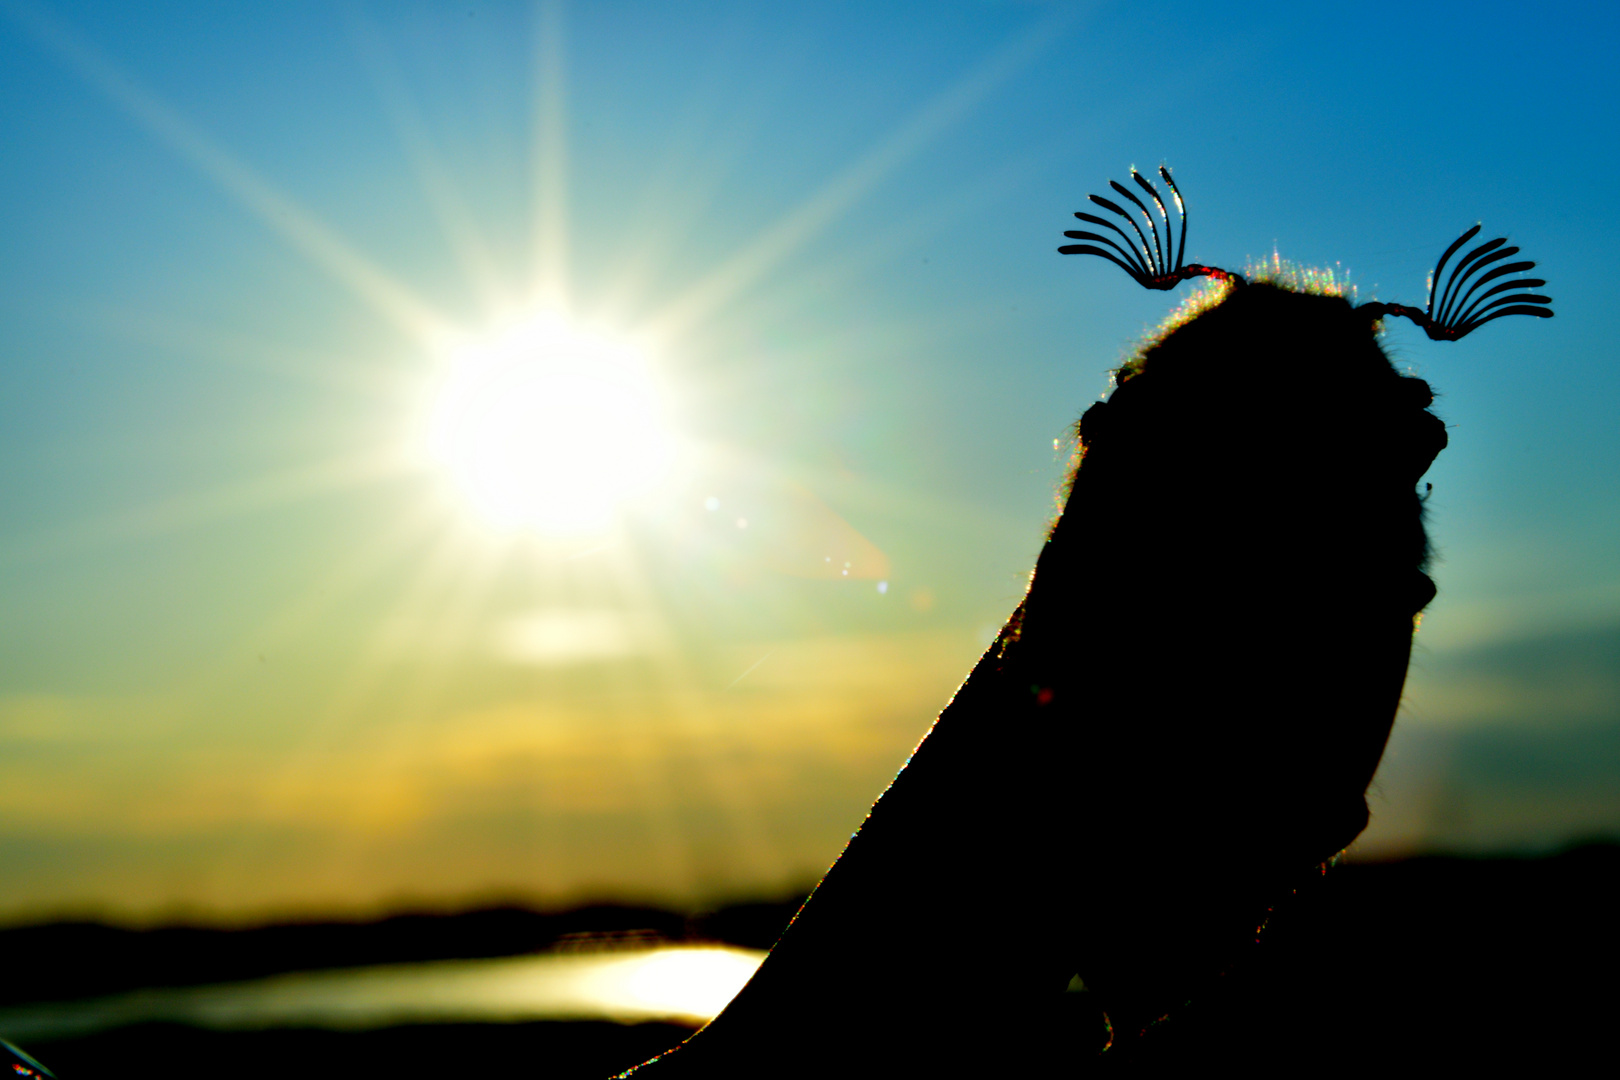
[3,1,447,340]
[528,541,707,900]
[841,148,1060,275]
[593,16,807,319]
[338,529,518,815]
[529,0,571,310]
[202,518,501,905]
[239,520,499,810]
[316,524,508,738]
[621,574,793,897]
[349,11,512,311]
[170,498,449,719]
[0,449,410,567]
[91,306,414,401]
[646,6,1080,340]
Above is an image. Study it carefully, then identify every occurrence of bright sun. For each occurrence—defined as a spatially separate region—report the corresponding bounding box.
[425,313,677,535]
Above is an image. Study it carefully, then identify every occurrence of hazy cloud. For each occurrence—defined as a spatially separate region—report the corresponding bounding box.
[1361,621,1620,857]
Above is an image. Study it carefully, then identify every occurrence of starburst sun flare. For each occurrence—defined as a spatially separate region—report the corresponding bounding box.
[423,313,679,536]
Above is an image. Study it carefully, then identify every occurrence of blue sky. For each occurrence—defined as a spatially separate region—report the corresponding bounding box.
[0,0,1616,922]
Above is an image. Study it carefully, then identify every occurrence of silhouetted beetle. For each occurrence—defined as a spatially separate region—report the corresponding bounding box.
[623,167,1552,1077]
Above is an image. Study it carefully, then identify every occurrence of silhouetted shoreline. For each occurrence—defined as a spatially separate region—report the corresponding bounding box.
[0,894,812,1010]
[5,845,1616,1076]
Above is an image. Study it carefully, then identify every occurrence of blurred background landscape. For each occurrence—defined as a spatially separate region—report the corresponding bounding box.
[1,0,1616,1074]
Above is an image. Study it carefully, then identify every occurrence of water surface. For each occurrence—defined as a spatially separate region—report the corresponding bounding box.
[0,945,765,1042]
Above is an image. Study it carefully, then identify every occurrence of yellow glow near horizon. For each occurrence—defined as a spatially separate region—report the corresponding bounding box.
[425,313,677,535]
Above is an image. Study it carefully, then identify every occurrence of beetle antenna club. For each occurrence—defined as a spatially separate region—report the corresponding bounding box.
[1064,164,1554,341]
[1061,164,1243,289]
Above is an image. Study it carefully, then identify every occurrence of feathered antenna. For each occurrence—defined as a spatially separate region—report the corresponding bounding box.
[1361,225,1553,341]
[1060,165,1242,289]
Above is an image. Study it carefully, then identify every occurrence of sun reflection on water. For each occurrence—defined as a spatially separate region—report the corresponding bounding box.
[0,946,767,1042]
[588,947,764,1021]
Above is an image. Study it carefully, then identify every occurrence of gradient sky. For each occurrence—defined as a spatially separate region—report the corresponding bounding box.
[1,0,1617,924]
